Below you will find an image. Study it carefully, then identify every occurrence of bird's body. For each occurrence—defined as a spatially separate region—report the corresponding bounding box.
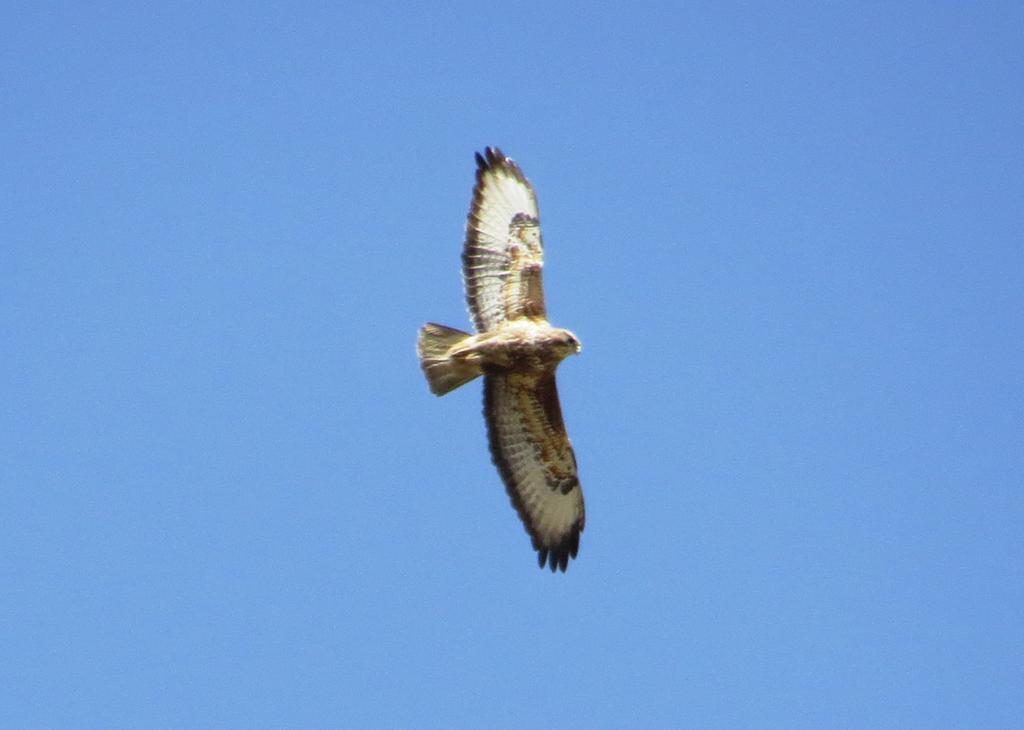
[417,148,586,572]
[425,321,579,381]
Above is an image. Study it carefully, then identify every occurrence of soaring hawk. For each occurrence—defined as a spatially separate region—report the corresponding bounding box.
[417,147,585,572]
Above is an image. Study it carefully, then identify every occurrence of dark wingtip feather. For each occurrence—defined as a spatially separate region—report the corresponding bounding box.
[535,530,581,573]
[476,147,504,170]
[473,147,527,184]
[487,146,505,164]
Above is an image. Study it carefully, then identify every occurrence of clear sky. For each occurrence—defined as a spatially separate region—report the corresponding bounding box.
[3,2,1022,727]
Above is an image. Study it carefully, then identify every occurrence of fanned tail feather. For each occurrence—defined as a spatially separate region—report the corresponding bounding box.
[417,323,481,395]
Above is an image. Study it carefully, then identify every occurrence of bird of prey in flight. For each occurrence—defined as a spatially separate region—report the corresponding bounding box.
[417,147,585,572]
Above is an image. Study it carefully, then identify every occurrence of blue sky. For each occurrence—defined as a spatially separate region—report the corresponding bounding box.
[2,2,1022,727]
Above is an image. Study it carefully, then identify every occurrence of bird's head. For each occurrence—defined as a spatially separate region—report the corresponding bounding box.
[554,329,582,359]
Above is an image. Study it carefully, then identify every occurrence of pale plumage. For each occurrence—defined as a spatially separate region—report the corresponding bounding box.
[417,148,585,572]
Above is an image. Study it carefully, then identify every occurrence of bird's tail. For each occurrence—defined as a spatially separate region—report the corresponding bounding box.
[417,323,482,396]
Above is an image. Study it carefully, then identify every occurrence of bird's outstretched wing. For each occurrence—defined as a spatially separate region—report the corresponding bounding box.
[484,371,584,572]
[463,147,547,332]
